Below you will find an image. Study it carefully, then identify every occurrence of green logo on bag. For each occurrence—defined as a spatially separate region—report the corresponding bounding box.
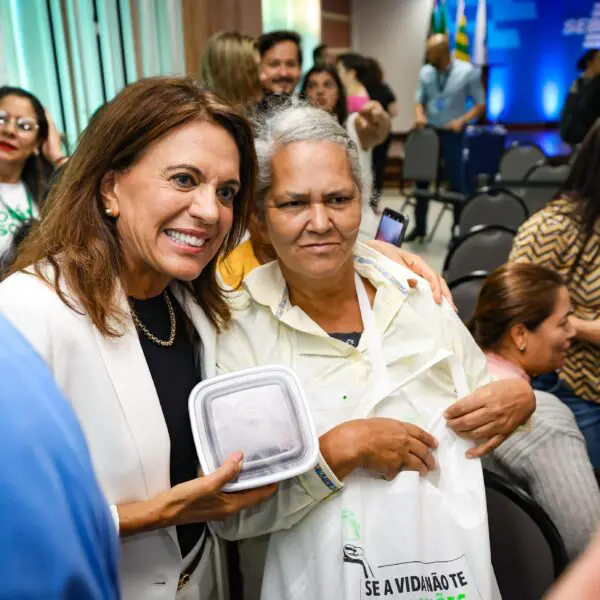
[342,509,361,541]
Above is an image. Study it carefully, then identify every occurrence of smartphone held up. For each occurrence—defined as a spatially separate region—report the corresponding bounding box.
[375,208,409,247]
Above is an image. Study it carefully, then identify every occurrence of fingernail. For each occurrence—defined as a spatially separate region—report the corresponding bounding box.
[231,450,244,463]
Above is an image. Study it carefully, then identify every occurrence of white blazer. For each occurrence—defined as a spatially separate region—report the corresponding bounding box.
[0,270,225,600]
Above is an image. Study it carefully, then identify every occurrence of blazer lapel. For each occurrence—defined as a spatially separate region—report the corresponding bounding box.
[91,289,178,549]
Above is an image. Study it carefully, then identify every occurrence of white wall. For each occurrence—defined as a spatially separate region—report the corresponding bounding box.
[352,0,433,132]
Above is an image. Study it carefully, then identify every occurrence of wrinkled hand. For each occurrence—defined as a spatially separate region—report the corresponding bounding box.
[446,118,465,133]
[444,379,535,458]
[41,110,66,166]
[162,451,277,525]
[365,240,454,307]
[356,418,438,479]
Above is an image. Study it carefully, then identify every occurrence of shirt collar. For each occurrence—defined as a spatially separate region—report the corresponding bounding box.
[242,241,415,324]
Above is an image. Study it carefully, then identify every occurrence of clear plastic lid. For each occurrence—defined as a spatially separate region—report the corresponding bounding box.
[188,365,319,492]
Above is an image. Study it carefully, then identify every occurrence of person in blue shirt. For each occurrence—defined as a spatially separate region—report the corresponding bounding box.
[0,315,120,599]
[406,34,486,243]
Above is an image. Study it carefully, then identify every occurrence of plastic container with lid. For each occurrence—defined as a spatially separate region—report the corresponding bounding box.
[188,365,319,492]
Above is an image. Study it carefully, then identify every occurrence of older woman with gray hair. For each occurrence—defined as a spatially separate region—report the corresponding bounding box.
[213,103,534,600]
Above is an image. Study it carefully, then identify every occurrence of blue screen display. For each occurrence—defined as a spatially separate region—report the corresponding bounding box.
[444,0,597,123]
[375,213,407,245]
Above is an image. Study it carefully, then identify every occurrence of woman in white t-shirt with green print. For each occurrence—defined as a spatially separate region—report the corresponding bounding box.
[0,86,66,268]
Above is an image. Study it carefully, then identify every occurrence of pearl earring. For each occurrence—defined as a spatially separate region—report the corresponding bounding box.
[519,345,526,353]
[105,208,114,217]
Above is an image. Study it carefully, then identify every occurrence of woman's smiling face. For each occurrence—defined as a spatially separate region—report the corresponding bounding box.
[102,119,241,293]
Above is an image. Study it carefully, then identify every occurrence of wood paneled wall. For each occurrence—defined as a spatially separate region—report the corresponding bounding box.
[321,0,351,53]
[181,0,353,75]
[180,0,262,76]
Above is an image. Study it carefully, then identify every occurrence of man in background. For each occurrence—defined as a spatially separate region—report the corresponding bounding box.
[0,315,119,599]
[407,34,486,242]
[256,30,303,106]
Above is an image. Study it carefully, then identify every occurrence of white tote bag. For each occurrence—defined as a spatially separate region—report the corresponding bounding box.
[260,276,500,600]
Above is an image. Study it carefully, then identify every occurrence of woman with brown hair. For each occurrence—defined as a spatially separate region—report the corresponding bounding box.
[201,31,263,115]
[0,77,276,600]
[470,263,600,558]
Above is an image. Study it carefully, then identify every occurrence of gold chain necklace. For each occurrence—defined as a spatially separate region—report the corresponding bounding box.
[130,291,177,347]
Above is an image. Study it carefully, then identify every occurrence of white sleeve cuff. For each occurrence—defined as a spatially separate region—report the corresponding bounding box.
[297,454,344,501]
[110,504,120,534]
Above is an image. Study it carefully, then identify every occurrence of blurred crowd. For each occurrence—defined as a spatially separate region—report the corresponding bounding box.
[0,24,599,600]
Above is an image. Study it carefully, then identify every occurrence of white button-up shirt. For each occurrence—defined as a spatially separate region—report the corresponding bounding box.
[212,242,492,599]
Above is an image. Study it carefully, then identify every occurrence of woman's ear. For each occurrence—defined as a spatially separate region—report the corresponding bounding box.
[100,171,120,217]
[508,323,528,352]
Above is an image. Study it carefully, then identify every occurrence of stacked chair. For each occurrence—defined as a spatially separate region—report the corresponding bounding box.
[443,141,572,323]
[521,162,571,215]
[485,470,568,600]
[443,225,516,282]
[496,142,546,186]
[458,187,529,238]
[400,126,507,243]
[400,127,466,242]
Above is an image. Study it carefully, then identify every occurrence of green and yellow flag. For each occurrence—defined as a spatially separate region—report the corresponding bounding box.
[454,0,470,61]
[439,0,448,35]
[431,0,449,35]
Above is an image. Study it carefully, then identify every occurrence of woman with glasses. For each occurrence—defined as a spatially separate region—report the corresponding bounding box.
[0,86,66,268]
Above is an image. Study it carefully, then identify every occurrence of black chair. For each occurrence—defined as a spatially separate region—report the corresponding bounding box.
[443,225,515,282]
[448,271,488,323]
[522,162,570,215]
[497,142,546,184]
[484,470,568,600]
[400,127,466,242]
[458,187,529,237]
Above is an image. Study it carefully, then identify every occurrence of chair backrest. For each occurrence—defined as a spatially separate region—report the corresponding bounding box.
[498,143,546,182]
[459,187,529,236]
[402,127,440,184]
[443,225,515,281]
[448,271,489,323]
[484,470,568,600]
[522,162,570,215]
